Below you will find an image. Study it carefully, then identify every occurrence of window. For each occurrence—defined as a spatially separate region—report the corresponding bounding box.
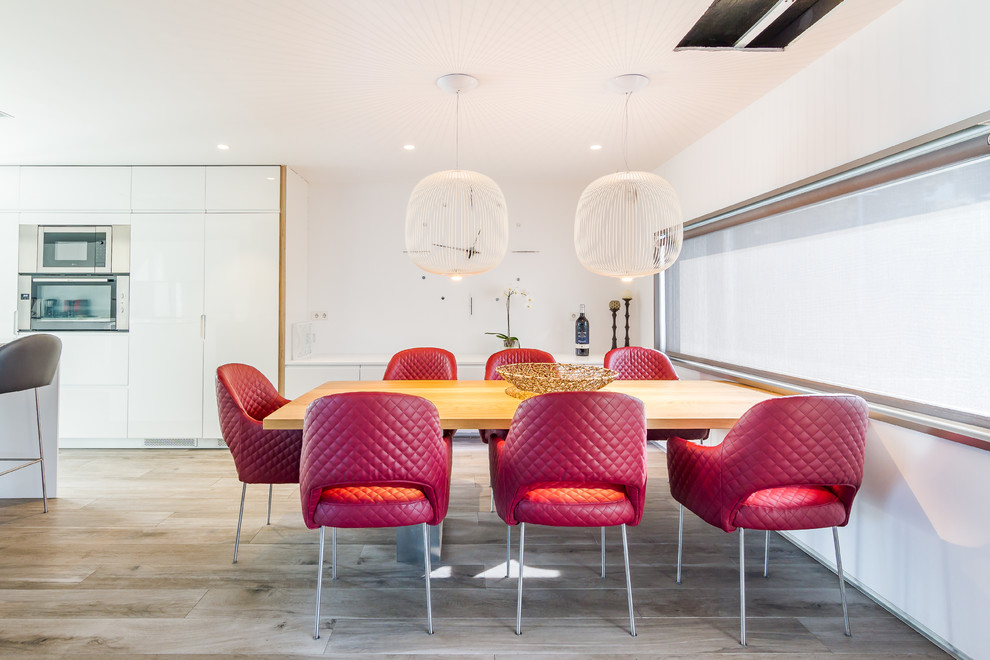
[663,125,990,433]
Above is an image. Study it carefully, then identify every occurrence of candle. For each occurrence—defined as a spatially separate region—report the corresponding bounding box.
[622,290,633,300]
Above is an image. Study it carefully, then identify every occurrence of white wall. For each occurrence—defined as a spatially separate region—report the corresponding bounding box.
[303,178,653,357]
[657,1,990,657]
[284,167,309,330]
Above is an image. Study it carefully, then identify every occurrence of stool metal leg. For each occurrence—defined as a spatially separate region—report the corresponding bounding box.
[515,522,526,635]
[764,530,770,578]
[621,524,636,636]
[601,527,606,578]
[505,525,511,577]
[233,482,247,564]
[314,526,325,639]
[423,523,434,634]
[266,484,273,525]
[332,527,338,580]
[739,528,747,646]
[34,389,48,513]
[676,504,684,584]
[833,527,851,636]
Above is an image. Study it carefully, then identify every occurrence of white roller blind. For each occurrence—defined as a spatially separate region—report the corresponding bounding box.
[666,154,990,420]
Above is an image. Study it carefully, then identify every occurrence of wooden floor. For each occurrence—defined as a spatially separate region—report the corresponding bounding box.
[0,440,945,658]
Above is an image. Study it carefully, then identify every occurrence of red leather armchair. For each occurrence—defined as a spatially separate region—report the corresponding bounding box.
[492,391,647,636]
[383,347,457,380]
[480,348,556,516]
[667,394,869,645]
[300,391,450,639]
[216,363,302,563]
[604,346,709,442]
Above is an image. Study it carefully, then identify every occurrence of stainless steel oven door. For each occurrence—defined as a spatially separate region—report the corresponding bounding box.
[18,275,127,331]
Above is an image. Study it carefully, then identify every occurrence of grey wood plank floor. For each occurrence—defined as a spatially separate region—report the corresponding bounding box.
[0,440,946,658]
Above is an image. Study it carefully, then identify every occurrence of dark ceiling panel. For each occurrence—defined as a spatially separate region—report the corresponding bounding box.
[678,0,845,50]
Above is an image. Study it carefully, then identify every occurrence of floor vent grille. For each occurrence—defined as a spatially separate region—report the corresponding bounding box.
[143,438,198,448]
[215,438,228,448]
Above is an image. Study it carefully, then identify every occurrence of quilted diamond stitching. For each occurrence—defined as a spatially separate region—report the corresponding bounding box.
[667,394,869,533]
[492,391,648,528]
[480,348,556,445]
[299,392,450,530]
[216,364,302,484]
[383,347,457,380]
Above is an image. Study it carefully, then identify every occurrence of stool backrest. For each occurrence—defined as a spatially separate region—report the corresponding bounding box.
[0,334,62,395]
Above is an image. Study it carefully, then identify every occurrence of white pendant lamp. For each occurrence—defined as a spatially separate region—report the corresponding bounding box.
[406,74,508,279]
[575,74,683,282]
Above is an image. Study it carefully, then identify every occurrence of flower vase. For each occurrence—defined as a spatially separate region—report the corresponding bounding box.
[503,338,519,348]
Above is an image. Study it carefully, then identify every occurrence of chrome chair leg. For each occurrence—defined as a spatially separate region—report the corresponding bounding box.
[833,527,851,636]
[266,484,273,525]
[314,526,325,639]
[515,522,526,635]
[601,527,606,578]
[739,527,746,646]
[621,524,636,636]
[763,530,770,578]
[423,523,434,634]
[676,504,684,584]
[505,525,511,578]
[332,527,338,580]
[233,482,247,564]
[34,389,48,513]
[490,490,494,513]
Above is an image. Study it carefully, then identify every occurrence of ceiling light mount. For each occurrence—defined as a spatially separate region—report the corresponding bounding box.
[436,73,478,95]
[608,74,650,94]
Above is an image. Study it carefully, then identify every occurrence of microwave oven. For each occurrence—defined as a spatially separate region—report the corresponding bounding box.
[18,224,130,274]
[17,274,129,332]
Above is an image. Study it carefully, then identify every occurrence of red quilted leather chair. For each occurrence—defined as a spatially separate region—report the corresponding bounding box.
[492,391,647,636]
[604,346,709,443]
[385,347,458,447]
[667,394,869,645]
[480,348,556,517]
[216,363,302,563]
[300,391,450,639]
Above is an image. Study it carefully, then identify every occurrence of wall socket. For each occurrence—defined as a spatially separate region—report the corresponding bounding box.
[310,311,328,320]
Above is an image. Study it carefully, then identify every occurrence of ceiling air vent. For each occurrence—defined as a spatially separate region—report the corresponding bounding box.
[677,0,845,51]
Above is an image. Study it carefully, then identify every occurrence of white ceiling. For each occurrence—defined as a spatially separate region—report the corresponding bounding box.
[0,0,902,184]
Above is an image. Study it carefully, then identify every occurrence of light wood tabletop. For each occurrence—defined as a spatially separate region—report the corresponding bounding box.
[263,379,776,431]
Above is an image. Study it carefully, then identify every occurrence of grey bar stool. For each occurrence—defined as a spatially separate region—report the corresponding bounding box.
[0,334,62,512]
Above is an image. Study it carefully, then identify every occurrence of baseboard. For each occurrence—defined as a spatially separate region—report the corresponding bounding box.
[59,437,228,449]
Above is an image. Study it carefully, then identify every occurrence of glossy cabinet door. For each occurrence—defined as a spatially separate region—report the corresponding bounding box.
[18,166,131,211]
[205,166,280,212]
[127,214,206,438]
[0,213,17,336]
[201,213,279,438]
[131,166,206,211]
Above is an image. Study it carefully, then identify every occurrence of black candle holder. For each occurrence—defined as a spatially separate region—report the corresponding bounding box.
[622,294,632,347]
[609,300,621,350]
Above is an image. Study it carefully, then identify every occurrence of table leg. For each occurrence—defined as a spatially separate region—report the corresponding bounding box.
[397,521,442,564]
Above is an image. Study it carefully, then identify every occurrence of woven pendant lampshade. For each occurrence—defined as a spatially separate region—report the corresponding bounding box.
[406,74,508,279]
[574,74,683,281]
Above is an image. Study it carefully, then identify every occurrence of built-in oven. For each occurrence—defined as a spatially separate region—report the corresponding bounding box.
[17,274,129,332]
[18,225,130,274]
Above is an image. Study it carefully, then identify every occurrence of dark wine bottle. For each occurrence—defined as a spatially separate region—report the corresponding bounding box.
[575,304,590,356]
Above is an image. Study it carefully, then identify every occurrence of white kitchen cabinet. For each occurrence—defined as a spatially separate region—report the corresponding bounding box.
[127,213,278,439]
[201,213,279,438]
[205,166,280,212]
[0,167,19,210]
[0,214,17,335]
[19,167,131,211]
[127,215,206,438]
[59,386,128,438]
[51,332,129,386]
[284,365,361,398]
[131,167,206,211]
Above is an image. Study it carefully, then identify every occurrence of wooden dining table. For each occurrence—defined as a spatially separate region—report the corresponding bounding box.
[263,378,777,431]
[264,378,777,564]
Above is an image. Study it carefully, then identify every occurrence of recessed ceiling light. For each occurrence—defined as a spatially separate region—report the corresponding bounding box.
[266,177,276,181]
[217,144,230,150]
[590,144,603,151]
[403,144,416,151]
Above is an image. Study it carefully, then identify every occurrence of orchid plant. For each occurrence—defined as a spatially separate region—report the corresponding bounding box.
[486,287,533,347]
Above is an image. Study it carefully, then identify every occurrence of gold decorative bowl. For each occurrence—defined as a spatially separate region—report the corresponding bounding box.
[495,363,618,400]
